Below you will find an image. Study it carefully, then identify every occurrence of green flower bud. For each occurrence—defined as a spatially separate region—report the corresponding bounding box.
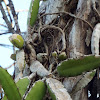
[58,52,67,61]
[10,54,16,61]
[52,51,57,58]
[9,34,24,49]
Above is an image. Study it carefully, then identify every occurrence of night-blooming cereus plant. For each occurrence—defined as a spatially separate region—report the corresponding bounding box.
[2,0,100,99]
[1,67,46,100]
[1,67,72,100]
[0,67,21,100]
[57,56,100,77]
[1,55,100,100]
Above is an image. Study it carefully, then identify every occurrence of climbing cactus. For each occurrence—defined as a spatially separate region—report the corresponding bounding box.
[2,77,30,100]
[0,67,21,100]
[9,34,24,49]
[25,80,46,100]
[1,0,99,99]
[16,77,30,96]
[57,56,100,77]
[58,52,67,61]
[27,0,40,27]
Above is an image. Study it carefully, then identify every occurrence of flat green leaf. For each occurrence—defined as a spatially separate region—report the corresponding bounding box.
[2,96,7,100]
[25,80,46,100]
[57,56,100,77]
[2,77,30,100]
[27,0,40,26]
[16,77,30,96]
[0,68,21,100]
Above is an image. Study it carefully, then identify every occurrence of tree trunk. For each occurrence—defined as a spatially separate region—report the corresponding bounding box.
[15,0,100,100]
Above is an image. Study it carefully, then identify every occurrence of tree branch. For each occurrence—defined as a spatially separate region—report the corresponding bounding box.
[5,62,15,70]
[0,43,13,49]
[3,0,13,26]
[8,0,21,34]
[0,31,11,35]
[0,23,8,28]
[0,0,15,34]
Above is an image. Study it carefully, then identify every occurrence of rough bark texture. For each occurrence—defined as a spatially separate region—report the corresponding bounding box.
[14,0,100,100]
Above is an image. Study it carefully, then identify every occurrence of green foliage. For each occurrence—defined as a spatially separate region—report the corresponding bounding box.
[2,96,7,100]
[0,68,21,100]
[58,52,67,61]
[2,77,30,100]
[10,54,16,61]
[25,80,46,100]
[9,34,24,49]
[1,56,99,100]
[16,77,30,96]
[89,71,96,77]
[0,68,46,100]
[57,56,100,77]
[52,51,57,58]
[27,0,40,26]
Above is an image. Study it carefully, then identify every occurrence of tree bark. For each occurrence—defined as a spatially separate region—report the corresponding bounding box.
[15,0,100,99]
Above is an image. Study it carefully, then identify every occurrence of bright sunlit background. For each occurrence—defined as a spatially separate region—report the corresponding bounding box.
[0,0,31,75]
